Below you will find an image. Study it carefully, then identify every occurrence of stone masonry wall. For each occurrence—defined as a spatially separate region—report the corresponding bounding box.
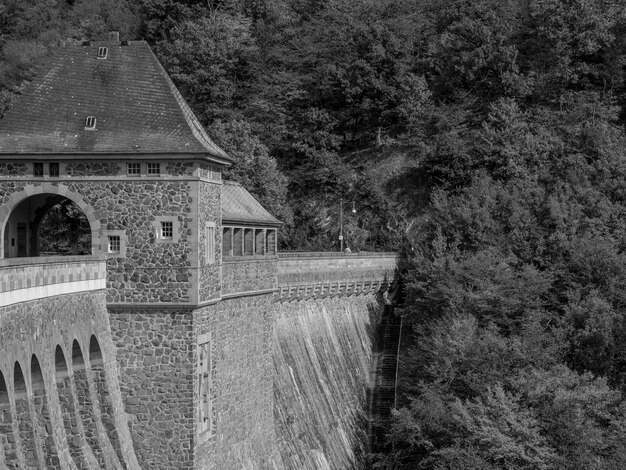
[0,162,27,177]
[222,257,278,297]
[0,180,200,304]
[194,295,284,470]
[108,308,195,469]
[0,290,140,469]
[67,180,195,303]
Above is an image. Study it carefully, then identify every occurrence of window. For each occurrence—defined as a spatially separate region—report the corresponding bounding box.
[244,229,254,255]
[127,163,141,175]
[161,221,173,239]
[223,227,233,257]
[255,229,265,255]
[147,163,161,175]
[33,162,44,177]
[85,116,96,130]
[108,236,120,253]
[97,47,108,59]
[266,230,276,255]
[104,231,126,257]
[205,222,215,264]
[49,162,59,177]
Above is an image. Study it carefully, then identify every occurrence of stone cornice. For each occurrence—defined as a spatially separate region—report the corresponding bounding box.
[275,280,387,302]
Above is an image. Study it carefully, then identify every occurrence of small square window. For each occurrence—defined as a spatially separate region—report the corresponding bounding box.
[108,236,120,253]
[49,162,59,177]
[127,163,141,175]
[161,221,173,239]
[147,163,161,175]
[97,47,108,59]
[33,162,44,177]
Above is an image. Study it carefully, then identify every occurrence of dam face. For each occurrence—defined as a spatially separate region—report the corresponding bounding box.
[274,294,381,469]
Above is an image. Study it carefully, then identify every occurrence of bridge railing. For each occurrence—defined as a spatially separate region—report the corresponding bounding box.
[0,255,106,307]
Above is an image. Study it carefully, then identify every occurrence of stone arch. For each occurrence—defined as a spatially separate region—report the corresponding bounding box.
[72,340,105,467]
[0,184,101,258]
[14,361,38,468]
[55,345,87,468]
[89,335,126,466]
[31,355,59,468]
[0,369,18,468]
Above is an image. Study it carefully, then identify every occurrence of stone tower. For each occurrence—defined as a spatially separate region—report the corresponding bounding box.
[0,37,283,468]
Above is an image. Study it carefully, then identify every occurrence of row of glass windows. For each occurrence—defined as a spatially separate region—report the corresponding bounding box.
[127,162,161,175]
[33,162,58,177]
[29,162,163,177]
[27,162,222,178]
[222,226,277,257]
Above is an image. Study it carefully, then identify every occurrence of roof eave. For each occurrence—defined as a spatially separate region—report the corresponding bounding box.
[0,151,233,166]
[222,218,283,228]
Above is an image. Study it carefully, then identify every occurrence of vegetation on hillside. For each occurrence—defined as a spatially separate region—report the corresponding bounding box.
[5,0,626,467]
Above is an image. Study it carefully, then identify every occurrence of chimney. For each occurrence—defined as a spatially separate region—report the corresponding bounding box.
[107,31,120,45]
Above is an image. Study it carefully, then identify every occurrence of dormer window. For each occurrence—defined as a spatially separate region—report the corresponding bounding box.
[97,47,108,59]
[85,116,96,130]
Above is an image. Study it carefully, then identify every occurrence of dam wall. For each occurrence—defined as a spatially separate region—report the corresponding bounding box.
[273,252,399,469]
[0,256,139,469]
[274,294,381,469]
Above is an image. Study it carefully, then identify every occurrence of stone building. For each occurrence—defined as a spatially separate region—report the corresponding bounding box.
[0,35,283,468]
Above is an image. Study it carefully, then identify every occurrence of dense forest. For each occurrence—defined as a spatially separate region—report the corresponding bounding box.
[4,0,626,468]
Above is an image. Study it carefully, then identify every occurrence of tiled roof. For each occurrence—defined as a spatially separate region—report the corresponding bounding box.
[222,181,281,226]
[0,41,231,161]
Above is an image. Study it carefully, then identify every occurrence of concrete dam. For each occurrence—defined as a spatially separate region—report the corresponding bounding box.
[0,38,403,468]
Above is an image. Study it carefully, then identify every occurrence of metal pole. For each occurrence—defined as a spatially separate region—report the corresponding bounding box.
[339,198,344,252]
[394,315,403,410]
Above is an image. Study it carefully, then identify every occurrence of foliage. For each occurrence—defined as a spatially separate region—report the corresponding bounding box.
[38,200,91,255]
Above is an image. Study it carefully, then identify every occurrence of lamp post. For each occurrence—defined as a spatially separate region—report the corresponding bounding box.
[339,198,357,252]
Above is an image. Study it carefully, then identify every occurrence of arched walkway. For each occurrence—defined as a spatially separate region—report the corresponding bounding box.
[0,184,100,258]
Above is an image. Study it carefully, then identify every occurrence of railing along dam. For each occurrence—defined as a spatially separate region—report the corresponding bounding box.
[0,256,139,469]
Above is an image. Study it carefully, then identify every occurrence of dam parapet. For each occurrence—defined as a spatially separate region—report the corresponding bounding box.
[277,252,400,302]
[0,255,105,307]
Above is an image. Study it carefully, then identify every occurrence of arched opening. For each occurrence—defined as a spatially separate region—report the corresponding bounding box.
[3,194,91,258]
[31,355,59,467]
[14,362,39,467]
[0,369,18,468]
[89,336,126,466]
[72,340,105,467]
[55,345,87,468]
